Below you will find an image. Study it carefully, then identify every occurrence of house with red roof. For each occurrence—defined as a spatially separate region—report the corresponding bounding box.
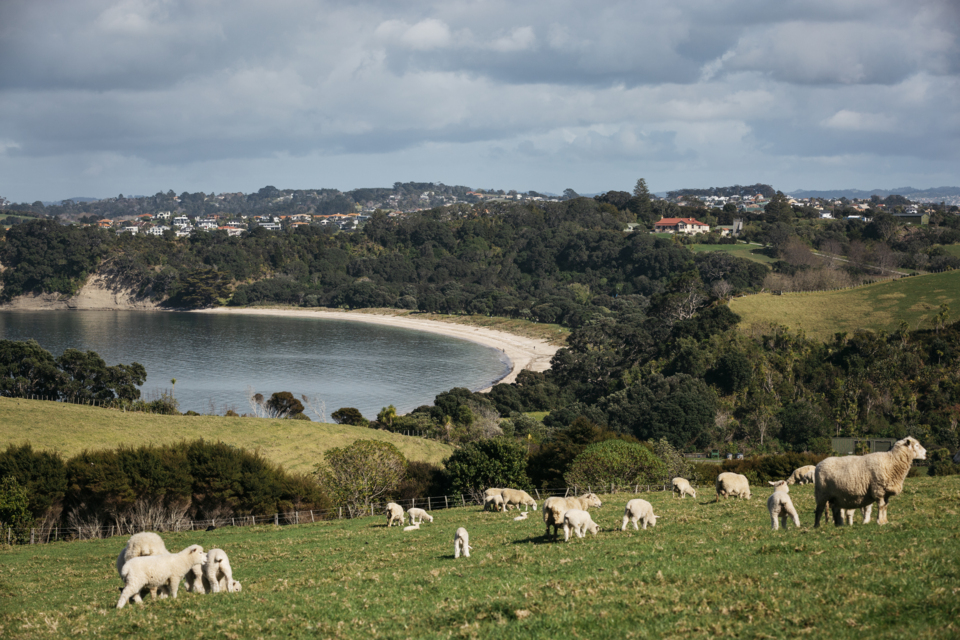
[654,217,710,235]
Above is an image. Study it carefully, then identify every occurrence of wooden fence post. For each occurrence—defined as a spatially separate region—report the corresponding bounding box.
[30,529,35,544]
[339,507,342,519]
[427,497,431,511]
[444,496,448,509]
[460,494,465,507]
[274,513,279,526]
[534,489,541,500]
[310,511,314,523]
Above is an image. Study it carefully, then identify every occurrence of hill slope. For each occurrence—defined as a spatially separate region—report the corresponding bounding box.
[0,398,454,472]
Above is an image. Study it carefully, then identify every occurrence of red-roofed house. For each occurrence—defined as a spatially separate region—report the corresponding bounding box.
[654,217,710,235]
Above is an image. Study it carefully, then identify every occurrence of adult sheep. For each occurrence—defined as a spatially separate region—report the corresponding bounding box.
[116,532,168,580]
[814,436,926,527]
[562,509,600,542]
[542,493,602,536]
[499,488,537,512]
[786,465,816,485]
[621,499,659,531]
[385,502,405,527]
[672,477,696,499]
[117,545,206,608]
[483,488,504,499]
[716,472,752,500]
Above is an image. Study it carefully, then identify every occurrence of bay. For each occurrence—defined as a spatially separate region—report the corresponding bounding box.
[0,310,511,418]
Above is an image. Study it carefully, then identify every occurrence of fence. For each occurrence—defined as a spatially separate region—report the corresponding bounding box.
[4,480,695,546]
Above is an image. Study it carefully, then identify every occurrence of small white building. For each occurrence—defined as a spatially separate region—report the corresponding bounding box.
[146,225,171,236]
[653,217,710,235]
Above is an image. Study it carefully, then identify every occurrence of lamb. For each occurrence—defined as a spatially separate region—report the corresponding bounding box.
[117,544,206,608]
[116,532,180,602]
[483,494,504,512]
[184,548,240,594]
[407,507,434,525]
[839,505,873,525]
[562,509,600,542]
[385,502,405,527]
[786,465,816,485]
[513,512,528,521]
[672,477,697,499]
[454,527,471,558]
[767,481,801,531]
[498,488,537,512]
[716,472,752,500]
[814,436,926,527]
[403,523,421,532]
[543,493,602,536]
[483,488,504,499]
[621,499,659,531]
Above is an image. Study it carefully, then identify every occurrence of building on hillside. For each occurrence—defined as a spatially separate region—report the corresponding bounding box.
[717,218,744,237]
[893,212,929,225]
[654,217,710,235]
[831,437,897,455]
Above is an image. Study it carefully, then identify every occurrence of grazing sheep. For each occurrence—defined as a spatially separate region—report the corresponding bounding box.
[839,505,873,525]
[716,472,752,500]
[483,494,504,512]
[543,493,602,536]
[483,488,504,499]
[767,481,801,531]
[621,499,659,531]
[672,477,697,499]
[116,532,180,602]
[499,488,537,512]
[407,507,434,525]
[385,502,405,527]
[814,436,926,527]
[562,509,600,542]
[513,512,528,521]
[786,465,816,485]
[204,549,236,593]
[117,545,206,608]
[403,523,421,532]
[454,527,471,558]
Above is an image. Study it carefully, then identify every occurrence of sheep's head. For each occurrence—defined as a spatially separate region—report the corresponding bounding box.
[769,480,789,493]
[587,522,600,535]
[185,545,205,563]
[229,580,242,593]
[649,514,658,527]
[898,436,927,460]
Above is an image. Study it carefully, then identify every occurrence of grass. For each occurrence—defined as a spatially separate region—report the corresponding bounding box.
[1,477,958,638]
[689,243,778,265]
[0,398,454,473]
[939,244,960,258]
[730,270,960,341]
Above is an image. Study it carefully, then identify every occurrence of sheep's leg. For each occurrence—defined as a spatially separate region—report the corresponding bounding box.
[814,499,827,527]
[770,510,779,531]
[563,523,571,542]
[788,505,800,528]
[620,516,628,531]
[862,505,872,524]
[877,498,888,525]
[117,585,141,609]
[168,576,180,599]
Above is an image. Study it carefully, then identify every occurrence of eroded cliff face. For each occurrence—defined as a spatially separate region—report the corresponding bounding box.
[0,272,160,310]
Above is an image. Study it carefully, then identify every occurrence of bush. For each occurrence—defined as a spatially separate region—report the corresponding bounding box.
[929,448,960,476]
[331,407,368,426]
[564,440,666,490]
[444,438,530,499]
[715,452,827,484]
[0,476,32,543]
[316,440,407,517]
[396,461,446,502]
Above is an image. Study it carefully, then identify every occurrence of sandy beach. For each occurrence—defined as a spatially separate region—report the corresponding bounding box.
[191,307,559,388]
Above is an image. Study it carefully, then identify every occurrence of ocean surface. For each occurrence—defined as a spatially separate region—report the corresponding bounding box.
[0,310,511,418]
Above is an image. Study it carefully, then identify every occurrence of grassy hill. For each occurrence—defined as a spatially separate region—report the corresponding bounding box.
[729,270,960,341]
[689,242,778,265]
[1,476,956,639]
[0,398,454,473]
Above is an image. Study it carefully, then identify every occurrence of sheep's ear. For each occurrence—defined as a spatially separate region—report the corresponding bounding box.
[769,481,776,486]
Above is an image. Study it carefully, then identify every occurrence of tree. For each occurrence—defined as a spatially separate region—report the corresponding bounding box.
[377,405,397,428]
[0,476,32,543]
[316,440,406,517]
[266,391,305,418]
[564,440,666,490]
[764,191,793,224]
[562,188,580,200]
[633,178,651,201]
[331,407,368,426]
[444,438,530,500]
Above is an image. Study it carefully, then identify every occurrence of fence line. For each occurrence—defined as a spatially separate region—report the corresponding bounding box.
[4,480,694,546]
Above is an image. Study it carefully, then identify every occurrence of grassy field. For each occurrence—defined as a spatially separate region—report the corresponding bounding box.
[1,477,957,638]
[730,270,960,341]
[689,243,778,265]
[940,244,960,258]
[0,398,453,473]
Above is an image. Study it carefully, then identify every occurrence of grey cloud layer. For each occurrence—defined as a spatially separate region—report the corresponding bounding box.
[0,0,957,200]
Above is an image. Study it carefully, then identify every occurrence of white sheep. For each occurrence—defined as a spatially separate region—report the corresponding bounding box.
[454,527,471,558]
[184,548,239,594]
[814,436,926,527]
[483,494,504,512]
[483,488,504,499]
[385,502,405,527]
[786,465,816,485]
[117,544,206,608]
[407,507,434,525]
[403,523,421,532]
[716,472,752,500]
[499,488,537,512]
[116,532,178,602]
[839,505,873,525]
[513,512,528,521]
[672,477,697,499]
[543,493,602,536]
[562,509,600,542]
[767,481,801,531]
[621,499,659,531]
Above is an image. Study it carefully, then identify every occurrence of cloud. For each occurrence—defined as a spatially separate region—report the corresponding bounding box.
[822,110,897,132]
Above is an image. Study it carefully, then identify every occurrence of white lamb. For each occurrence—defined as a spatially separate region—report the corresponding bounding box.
[767,481,801,531]
[499,488,537,512]
[716,472,752,500]
[513,512,528,521]
[403,523,421,532]
[184,548,240,594]
[116,532,182,602]
[621,499,659,531]
[117,544,206,608]
[786,465,816,485]
[385,502,405,527]
[562,509,600,542]
[543,493,602,536]
[483,494,504,512]
[672,477,697,499]
[407,507,434,525]
[839,505,873,525]
[454,527,471,558]
[483,488,504,499]
[814,436,926,527]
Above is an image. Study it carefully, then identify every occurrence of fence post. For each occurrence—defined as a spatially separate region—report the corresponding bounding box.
[231,518,235,527]
[534,489,541,500]
[31,529,35,544]
[296,511,299,525]
[444,496,448,509]
[460,494,465,507]
[427,497,431,511]
[339,507,342,519]
[310,511,314,523]
[274,513,279,526]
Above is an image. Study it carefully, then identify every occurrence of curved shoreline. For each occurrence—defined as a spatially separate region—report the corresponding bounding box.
[190,307,559,389]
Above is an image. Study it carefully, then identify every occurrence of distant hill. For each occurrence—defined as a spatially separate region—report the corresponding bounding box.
[788,187,960,200]
[41,197,101,205]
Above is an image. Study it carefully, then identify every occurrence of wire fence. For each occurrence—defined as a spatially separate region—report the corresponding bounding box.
[3,480,695,546]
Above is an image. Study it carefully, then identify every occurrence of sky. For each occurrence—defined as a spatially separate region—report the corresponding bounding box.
[1,0,958,203]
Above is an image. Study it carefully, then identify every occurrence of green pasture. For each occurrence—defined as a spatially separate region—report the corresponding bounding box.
[730,270,960,341]
[0,398,454,473]
[2,477,958,639]
[939,244,960,258]
[689,243,778,265]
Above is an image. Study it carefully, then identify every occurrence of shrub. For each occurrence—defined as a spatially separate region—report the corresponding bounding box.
[929,448,960,476]
[396,461,446,502]
[564,440,666,490]
[0,476,32,544]
[444,438,530,500]
[316,440,407,517]
[331,407,368,426]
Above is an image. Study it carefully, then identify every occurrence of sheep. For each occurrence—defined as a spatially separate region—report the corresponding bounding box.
[407,507,434,525]
[116,532,179,602]
[117,544,206,608]
[716,472,752,500]
[483,488,504,499]
[513,512,529,521]
[183,549,239,594]
[767,481,801,531]
[814,436,926,527]
[786,465,816,485]
[403,523,421,532]
[839,505,873,525]
[621,499,659,531]
[385,502,405,527]
[543,493,602,536]
[498,488,537,512]
[454,527,471,558]
[672,477,697,499]
[483,494,504,512]
[562,509,600,542]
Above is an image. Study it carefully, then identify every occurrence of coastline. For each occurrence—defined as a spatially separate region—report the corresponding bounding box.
[189,307,559,389]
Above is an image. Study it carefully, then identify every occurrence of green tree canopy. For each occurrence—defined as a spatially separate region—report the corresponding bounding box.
[564,440,666,489]
[444,438,530,499]
[316,440,407,516]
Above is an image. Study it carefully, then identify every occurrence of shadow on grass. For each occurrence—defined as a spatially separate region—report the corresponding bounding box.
[510,533,560,545]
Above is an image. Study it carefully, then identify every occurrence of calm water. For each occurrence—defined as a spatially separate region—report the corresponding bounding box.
[0,311,510,418]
